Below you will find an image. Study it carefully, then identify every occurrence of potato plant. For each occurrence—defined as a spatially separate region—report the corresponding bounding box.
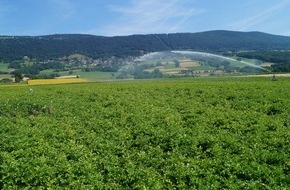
[1,77,290,189]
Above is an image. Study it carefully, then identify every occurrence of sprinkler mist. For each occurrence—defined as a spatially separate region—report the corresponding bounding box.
[117,50,271,78]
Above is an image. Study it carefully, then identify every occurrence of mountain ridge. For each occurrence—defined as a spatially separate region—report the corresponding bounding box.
[1,30,290,61]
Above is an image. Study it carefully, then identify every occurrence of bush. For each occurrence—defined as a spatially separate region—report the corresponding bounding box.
[0,78,13,83]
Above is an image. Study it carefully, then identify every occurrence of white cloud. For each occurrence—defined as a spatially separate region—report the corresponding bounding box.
[228,0,290,31]
[102,0,204,36]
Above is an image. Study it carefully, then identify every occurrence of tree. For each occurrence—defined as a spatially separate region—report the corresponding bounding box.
[14,72,23,83]
[174,60,180,68]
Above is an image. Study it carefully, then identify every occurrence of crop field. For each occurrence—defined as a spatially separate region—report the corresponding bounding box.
[0,63,14,80]
[0,74,12,80]
[39,69,117,81]
[72,71,116,81]
[0,63,14,72]
[179,60,200,68]
[27,78,88,85]
[1,77,290,189]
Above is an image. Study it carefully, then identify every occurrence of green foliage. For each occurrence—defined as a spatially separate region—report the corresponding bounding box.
[0,78,12,84]
[1,77,290,189]
[174,59,180,67]
[14,72,23,83]
[1,31,290,62]
[10,61,65,77]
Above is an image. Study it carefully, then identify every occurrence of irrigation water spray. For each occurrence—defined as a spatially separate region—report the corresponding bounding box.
[117,50,270,76]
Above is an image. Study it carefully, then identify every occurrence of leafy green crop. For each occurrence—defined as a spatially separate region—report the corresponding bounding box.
[1,77,290,189]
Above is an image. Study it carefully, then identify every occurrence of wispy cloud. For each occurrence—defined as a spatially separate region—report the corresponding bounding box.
[228,0,290,31]
[102,0,204,36]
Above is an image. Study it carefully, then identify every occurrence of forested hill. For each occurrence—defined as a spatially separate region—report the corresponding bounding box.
[1,30,290,61]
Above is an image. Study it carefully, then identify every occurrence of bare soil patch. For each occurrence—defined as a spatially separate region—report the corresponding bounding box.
[180,60,200,68]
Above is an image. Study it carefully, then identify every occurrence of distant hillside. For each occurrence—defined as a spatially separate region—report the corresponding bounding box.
[1,30,290,61]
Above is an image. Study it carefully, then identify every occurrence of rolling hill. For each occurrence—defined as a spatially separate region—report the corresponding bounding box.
[1,30,290,61]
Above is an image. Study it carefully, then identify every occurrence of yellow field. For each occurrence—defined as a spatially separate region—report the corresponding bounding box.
[27,78,88,85]
[180,60,200,68]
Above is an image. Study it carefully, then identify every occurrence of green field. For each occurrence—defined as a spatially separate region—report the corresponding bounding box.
[1,77,290,189]
[0,63,13,80]
[39,69,116,81]
[0,74,12,80]
[73,71,116,81]
[0,63,14,72]
[0,63,7,71]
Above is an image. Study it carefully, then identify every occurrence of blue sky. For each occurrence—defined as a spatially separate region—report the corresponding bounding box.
[1,0,290,36]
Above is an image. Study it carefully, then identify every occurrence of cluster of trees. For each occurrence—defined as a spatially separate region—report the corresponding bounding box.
[8,61,65,78]
[29,73,60,79]
[133,69,164,79]
[82,63,121,73]
[0,78,13,83]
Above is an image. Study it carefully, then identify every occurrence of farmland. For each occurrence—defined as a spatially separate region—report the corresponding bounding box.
[1,77,290,189]
[27,78,88,85]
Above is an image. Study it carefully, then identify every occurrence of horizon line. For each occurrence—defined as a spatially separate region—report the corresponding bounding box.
[0,30,289,38]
